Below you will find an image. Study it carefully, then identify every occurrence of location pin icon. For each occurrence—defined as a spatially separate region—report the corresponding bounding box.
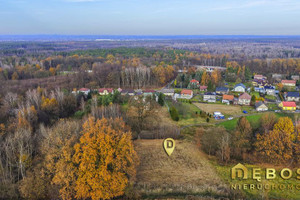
[163,138,175,156]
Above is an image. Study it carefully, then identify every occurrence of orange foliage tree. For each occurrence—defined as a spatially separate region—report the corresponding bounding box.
[73,117,138,200]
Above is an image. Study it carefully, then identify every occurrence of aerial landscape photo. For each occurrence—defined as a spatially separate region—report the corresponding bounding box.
[0,0,300,199]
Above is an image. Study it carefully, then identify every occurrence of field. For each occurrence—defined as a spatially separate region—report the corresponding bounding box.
[193,103,242,116]
[134,139,230,199]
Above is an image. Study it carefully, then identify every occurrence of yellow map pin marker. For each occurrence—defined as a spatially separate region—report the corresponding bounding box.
[163,138,175,156]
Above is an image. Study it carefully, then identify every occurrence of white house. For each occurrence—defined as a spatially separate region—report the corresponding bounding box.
[255,101,268,112]
[233,83,246,93]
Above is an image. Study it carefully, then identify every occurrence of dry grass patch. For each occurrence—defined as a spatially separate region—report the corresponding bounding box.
[193,103,241,116]
[134,139,229,198]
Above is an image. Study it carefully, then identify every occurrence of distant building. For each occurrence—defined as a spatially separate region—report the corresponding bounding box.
[279,101,297,111]
[180,89,193,99]
[254,74,267,80]
[233,83,246,93]
[199,85,208,91]
[157,89,174,96]
[281,80,296,87]
[216,87,229,95]
[203,92,216,102]
[222,94,234,104]
[98,88,114,95]
[121,89,135,96]
[77,88,90,96]
[237,92,251,105]
[264,86,276,96]
[143,90,155,97]
[255,101,268,112]
[285,92,300,102]
[272,73,283,80]
[189,79,200,88]
[291,75,300,81]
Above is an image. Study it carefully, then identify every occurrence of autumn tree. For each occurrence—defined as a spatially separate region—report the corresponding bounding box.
[73,117,138,200]
[232,117,252,160]
[200,70,208,86]
[260,113,277,133]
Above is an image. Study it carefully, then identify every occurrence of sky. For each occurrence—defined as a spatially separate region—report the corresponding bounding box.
[0,0,300,35]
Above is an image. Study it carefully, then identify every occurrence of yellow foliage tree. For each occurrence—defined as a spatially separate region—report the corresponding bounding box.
[12,71,19,80]
[274,117,295,140]
[73,117,138,200]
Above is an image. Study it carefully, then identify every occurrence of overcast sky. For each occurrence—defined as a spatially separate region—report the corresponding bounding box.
[0,0,300,35]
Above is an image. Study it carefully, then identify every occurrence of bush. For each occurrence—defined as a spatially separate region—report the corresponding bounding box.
[206,118,210,123]
[74,111,85,119]
[170,106,179,121]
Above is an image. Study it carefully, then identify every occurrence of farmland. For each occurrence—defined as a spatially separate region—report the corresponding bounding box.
[134,139,230,199]
[193,103,242,116]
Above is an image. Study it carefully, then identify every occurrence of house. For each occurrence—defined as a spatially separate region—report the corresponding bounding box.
[264,86,276,96]
[180,89,193,99]
[254,87,265,93]
[279,101,297,111]
[254,74,267,80]
[291,75,300,81]
[216,87,229,95]
[233,83,246,93]
[238,92,251,105]
[253,79,268,87]
[98,88,114,95]
[189,79,200,88]
[117,88,122,93]
[281,80,296,87]
[285,92,300,102]
[199,85,208,92]
[157,89,174,96]
[143,90,155,97]
[255,101,268,112]
[203,92,216,103]
[222,94,234,104]
[272,73,283,80]
[77,88,90,96]
[121,89,135,96]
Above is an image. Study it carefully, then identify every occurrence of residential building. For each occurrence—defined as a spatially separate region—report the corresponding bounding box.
[121,89,135,96]
[216,87,229,95]
[285,92,300,102]
[255,101,268,112]
[238,92,251,105]
[254,74,267,80]
[189,79,200,88]
[281,80,296,87]
[77,88,90,96]
[203,92,216,102]
[279,101,297,111]
[291,75,300,81]
[254,87,265,93]
[98,88,114,95]
[272,73,283,80]
[199,85,208,91]
[222,94,234,104]
[233,83,246,93]
[157,89,174,96]
[264,86,276,96]
[180,89,193,99]
[143,90,155,97]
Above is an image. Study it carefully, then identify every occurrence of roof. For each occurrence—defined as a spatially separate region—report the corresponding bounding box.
[255,101,267,108]
[200,85,207,89]
[264,86,275,90]
[223,94,234,100]
[216,87,229,92]
[287,92,300,98]
[158,89,174,93]
[181,89,193,95]
[99,88,113,93]
[281,80,296,84]
[121,89,135,93]
[239,92,251,100]
[143,89,155,93]
[190,79,199,83]
[204,92,216,96]
[79,88,90,92]
[234,83,246,89]
[254,74,266,79]
[282,101,297,107]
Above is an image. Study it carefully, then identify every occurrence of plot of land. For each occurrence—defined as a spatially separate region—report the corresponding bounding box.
[134,139,229,198]
[193,103,241,115]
